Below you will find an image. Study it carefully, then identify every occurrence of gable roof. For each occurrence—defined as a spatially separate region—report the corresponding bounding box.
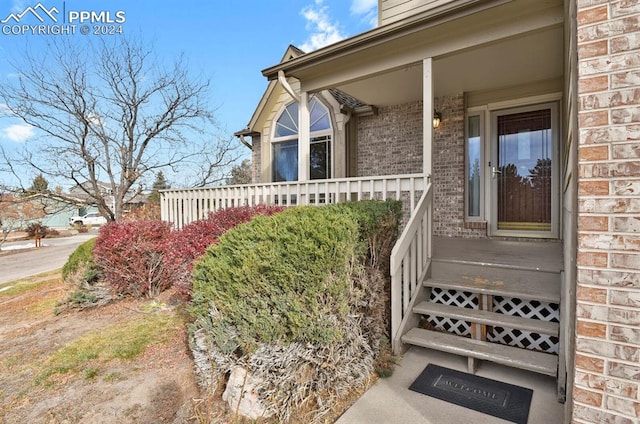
[239,45,306,135]
[237,45,369,138]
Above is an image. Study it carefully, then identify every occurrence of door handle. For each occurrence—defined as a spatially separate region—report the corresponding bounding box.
[492,166,502,179]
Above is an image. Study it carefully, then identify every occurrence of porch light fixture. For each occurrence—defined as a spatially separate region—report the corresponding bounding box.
[433,110,442,129]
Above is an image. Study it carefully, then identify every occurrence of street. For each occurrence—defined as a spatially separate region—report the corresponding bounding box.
[0,234,96,284]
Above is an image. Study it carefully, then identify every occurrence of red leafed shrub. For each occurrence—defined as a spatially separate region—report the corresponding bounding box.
[93,220,175,298]
[167,205,284,296]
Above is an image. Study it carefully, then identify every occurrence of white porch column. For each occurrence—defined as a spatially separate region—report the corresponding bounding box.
[298,91,310,181]
[423,58,433,178]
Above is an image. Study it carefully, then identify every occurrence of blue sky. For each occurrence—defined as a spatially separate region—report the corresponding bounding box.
[0,0,377,165]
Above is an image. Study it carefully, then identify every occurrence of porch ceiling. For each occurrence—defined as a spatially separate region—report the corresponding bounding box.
[334,25,564,107]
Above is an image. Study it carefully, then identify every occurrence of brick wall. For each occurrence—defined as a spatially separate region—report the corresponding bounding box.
[574,1,640,422]
[356,95,486,238]
[433,93,486,238]
[356,101,423,176]
[251,136,262,183]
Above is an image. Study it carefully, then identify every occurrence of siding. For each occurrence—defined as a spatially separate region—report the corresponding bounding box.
[379,0,456,26]
[574,1,640,422]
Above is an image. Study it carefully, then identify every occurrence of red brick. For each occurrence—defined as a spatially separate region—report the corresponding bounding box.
[578,320,608,337]
[579,110,609,127]
[575,353,605,373]
[578,40,609,59]
[578,5,609,25]
[579,180,610,195]
[579,75,609,93]
[579,215,609,231]
[573,387,604,407]
[579,251,609,267]
[580,145,609,161]
[577,286,609,303]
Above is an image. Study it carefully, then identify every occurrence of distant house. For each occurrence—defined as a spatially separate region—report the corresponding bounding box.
[0,192,83,230]
[161,1,640,423]
[68,181,147,216]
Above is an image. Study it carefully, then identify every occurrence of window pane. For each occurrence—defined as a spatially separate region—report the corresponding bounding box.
[273,140,298,182]
[275,103,299,137]
[310,98,331,132]
[467,115,481,217]
[310,136,330,180]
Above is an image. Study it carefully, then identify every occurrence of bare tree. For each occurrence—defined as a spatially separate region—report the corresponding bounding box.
[0,38,236,221]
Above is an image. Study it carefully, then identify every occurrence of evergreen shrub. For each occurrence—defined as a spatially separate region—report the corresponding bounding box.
[189,200,402,421]
[62,238,99,283]
[166,205,284,296]
[190,206,361,354]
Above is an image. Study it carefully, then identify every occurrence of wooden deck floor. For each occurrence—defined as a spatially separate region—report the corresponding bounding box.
[432,236,564,273]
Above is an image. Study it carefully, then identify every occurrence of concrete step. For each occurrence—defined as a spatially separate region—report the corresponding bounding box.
[413,301,559,336]
[402,327,558,377]
[424,274,560,303]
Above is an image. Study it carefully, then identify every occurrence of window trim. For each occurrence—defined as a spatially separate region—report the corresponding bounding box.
[271,96,334,182]
[465,111,485,221]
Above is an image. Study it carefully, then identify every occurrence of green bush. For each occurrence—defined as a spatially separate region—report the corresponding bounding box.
[191,206,361,354]
[62,238,99,284]
[328,200,401,269]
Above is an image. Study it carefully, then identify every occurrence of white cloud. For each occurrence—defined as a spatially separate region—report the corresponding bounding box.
[2,123,34,143]
[300,0,345,52]
[350,0,378,28]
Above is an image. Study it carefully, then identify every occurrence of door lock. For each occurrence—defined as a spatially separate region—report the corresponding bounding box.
[492,166,502,179]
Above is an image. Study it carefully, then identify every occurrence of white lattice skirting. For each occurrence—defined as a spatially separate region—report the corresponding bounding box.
[426,288,560,354]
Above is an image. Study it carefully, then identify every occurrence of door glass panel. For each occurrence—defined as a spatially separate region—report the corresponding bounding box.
[497,109,552,231]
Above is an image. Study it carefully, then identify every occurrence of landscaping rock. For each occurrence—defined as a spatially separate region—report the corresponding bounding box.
[222,366,273,420]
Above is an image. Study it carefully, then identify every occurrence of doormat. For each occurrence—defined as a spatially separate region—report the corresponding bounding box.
[409,364,533,424]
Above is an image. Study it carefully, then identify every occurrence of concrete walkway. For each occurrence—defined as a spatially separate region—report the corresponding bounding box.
[337,347,565,424]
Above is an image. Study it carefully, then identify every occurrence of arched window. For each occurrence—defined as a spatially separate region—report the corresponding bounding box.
[272,97,332,182]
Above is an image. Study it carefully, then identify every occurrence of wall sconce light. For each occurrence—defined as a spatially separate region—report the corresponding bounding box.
[433,110,442,129]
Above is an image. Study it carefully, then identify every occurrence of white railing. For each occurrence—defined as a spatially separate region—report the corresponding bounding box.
[160,174,426,229]
[390,184,433,354]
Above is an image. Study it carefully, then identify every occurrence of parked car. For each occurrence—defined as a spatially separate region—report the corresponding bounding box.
[69,212,107,227]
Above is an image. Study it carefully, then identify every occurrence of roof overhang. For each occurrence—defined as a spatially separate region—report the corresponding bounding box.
[261,0,564,103]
